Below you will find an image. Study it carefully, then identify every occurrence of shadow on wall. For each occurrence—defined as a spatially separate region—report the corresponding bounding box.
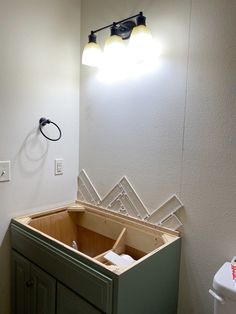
[0,229,11,314]
[16,127,49,175]
[12,127,50,206]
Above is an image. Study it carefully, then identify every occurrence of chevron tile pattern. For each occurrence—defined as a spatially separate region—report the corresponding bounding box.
[77,170,183,230]
[77,170,101,205]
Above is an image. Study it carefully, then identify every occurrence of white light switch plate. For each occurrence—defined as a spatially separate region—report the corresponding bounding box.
[55,159,63,175]
[0,161,11,182]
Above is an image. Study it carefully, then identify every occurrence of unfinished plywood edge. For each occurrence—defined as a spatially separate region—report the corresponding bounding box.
[14,203,77,222]
[67,204,85,213]
[76,200,179,237]
[14,200,179,239]
[94,250,110,262]
[161,233,176,244]
[17,217,32,225]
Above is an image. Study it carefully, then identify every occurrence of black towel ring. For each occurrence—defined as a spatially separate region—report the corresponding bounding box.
[39,117,62,141]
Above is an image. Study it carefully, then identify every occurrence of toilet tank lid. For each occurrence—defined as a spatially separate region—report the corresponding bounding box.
[213,262,236,301]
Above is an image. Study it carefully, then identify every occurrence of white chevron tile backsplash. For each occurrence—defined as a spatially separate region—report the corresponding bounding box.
[77,169,183,231]
[77,170,101,204]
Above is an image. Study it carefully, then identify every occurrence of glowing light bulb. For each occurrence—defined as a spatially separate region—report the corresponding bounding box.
[129,25,153,63]
[82,42,103,67]
[103,34,126,67]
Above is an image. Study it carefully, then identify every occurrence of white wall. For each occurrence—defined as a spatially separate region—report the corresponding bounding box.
[0,0,80,312]
[80,0,236,313]
[178,1,236,312]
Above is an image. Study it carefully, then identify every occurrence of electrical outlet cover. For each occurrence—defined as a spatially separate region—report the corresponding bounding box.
[55,159,64,175]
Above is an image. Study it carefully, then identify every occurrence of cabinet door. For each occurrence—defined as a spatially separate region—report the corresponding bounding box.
[30,264,56,314]
[57,283,103,314]
[12,250,56,314]
[12,251,31,314]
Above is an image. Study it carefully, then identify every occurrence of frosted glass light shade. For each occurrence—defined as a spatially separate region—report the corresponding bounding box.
[104,35,126,65]
[130,25,152,46]
[129,25,153,62]
[82,42,103,67]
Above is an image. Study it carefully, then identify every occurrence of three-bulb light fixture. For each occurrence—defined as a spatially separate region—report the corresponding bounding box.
[82,12,153,68]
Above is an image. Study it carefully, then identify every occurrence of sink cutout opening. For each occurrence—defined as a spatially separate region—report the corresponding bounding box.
[28,207,171,270]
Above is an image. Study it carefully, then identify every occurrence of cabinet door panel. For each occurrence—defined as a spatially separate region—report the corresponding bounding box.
[57,283,102,314]
[12,251,31,314]
[31,264,56,314]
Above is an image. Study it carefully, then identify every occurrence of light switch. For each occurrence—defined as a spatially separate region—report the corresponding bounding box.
[55,159,63,175]
[0,161,11,182]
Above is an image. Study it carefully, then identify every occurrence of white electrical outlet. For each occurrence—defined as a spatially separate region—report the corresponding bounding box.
[0,161,11,182]
[55,159,64,175]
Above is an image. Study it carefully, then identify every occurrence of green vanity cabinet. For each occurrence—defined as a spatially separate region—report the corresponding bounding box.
[12,250,103,314]
[12,251,56,314]
[57,283,102,314]
[12,251,31,314]
[11,203,181,314]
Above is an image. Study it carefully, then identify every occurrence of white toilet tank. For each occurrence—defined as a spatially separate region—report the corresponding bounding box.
[209,262,236,314]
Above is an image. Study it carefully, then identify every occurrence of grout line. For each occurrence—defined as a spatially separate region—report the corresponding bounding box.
[180,0,193,199]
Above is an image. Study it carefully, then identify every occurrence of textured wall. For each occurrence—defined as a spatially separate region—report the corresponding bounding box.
[80,0,236,313]
[0,0,80,312]
[178,1,236,312]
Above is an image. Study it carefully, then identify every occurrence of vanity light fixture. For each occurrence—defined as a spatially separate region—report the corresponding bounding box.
[82,12,153,68]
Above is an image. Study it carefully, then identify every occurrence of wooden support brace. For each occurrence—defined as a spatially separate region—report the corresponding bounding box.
[94,250,111,263]
[112,228,127,255]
